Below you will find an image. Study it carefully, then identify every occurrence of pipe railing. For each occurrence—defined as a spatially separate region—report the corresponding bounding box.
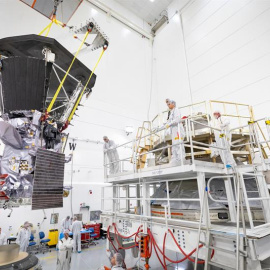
[228,117,270,168]
[238,172,270,231]
[104,118,231,177]
[101,179,206,226]
[104,117,270,177]
[229,117,270,146]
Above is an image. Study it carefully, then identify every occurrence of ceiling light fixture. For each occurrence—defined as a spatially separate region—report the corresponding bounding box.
[125,126,134,136]
[150,0,155,2]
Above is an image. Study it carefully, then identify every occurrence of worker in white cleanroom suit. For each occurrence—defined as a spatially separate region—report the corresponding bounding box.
[61,216,71,233]
[16,221,32,251]
[165,100,186,164]
[57,230,73,270]
[212,110,236,168]
[103,136,120,174]
[71,216,82,253]
[0,227,7,245]
[111,253,126,270]
[166,98,171,120]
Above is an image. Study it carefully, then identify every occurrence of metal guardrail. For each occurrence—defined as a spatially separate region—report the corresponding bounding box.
[104,116,270,178]
[103,118,230,177]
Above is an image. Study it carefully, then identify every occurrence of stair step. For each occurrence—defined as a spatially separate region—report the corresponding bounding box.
[208,261,235,270]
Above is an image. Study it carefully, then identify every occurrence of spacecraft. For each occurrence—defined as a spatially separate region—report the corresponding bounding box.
[0,11,109,211]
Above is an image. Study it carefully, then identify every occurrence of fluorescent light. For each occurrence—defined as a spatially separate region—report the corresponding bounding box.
[125,126,134,133]
[91,8,98,16]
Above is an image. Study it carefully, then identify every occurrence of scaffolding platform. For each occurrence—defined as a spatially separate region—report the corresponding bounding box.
[102,101,270,270]
[107,160,260,183]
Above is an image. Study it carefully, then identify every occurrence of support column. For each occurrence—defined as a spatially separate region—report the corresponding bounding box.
[142,180,150,234]
[256,173,270,223]
[224,177,237,222]
[197,172,210,226]
[126,185,130,213]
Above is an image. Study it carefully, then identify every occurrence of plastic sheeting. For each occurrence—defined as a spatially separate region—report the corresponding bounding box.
[151,178,262,210]
[0,122,23,149]
[0,145,34,180]
[151,180,226,210]
[0,110,66,205]
[0,174,33,200]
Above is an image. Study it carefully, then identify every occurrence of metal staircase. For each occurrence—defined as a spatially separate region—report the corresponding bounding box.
[132,121,153,170]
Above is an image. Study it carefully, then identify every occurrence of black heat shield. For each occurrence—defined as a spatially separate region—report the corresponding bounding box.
[0,34,96,113]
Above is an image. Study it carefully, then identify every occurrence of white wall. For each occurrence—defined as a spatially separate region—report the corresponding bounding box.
[2,0,270,239]
[0,0,153,237]
[153,0,270,119]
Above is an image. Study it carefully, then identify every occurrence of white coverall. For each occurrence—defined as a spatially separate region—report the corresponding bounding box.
[71,220,82,252]
[16,227,31,252]
[111,266,125,270]
[56,237,73,270]
[0,232,7,245]
[166,107,186,164]
[104,140,120,174]
[213,116,236,167]
[61,219,71,233]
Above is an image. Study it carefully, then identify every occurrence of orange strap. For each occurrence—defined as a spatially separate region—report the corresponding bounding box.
[31,0,37,8]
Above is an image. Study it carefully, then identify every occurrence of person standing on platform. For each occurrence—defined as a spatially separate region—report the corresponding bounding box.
[212,110,236,168]
[103,136,120,174]
[165,100,186,164]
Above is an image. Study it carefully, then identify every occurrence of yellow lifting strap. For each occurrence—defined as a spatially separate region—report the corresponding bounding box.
[38,16,65,37]
[39,20,54,37]
[68,48,106,122]
[219,133,225,138]
[47,30,90,113]
[265,120,270,125]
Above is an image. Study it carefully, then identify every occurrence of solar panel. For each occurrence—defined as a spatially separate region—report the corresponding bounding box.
[32,148,65,210]
[0,57,51,113]
[20,0,83,25]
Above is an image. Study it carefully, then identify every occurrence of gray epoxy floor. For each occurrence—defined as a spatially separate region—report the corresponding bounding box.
[36,240,221,270]
[36,239,109,270]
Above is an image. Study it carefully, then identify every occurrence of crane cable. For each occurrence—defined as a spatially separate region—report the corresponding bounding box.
[46,26,93,113]
[67,45,107,122]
